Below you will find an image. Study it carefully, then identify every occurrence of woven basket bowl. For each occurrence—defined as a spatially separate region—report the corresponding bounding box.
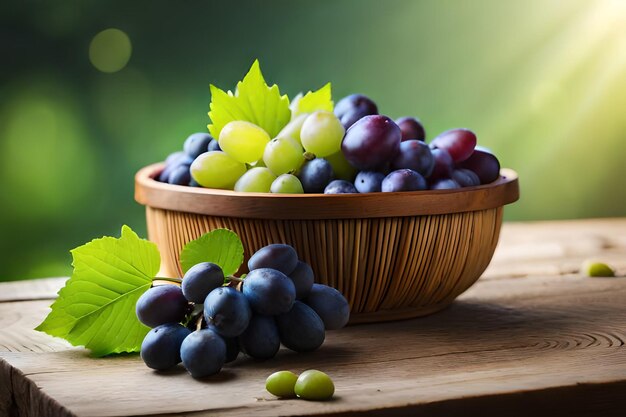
[135,164,519,324]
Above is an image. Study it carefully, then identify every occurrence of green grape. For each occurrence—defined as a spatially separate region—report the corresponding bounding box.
[294,370,335,401]
[263,136,305,175]
[266,370,298,398]
[582,260,615,277]
[326,151,358,181]
[234,167,276,192]
[271,174,304,194]
[219,121,270,164]
[190,151,246,190]
[277,113,308,145]
[300,111,345,157]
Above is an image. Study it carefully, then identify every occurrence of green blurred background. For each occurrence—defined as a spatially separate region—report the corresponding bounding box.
[1,0,625,281]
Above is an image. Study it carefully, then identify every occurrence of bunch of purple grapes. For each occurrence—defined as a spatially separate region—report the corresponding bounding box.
[136,244,350,378]
[314,94,501,194]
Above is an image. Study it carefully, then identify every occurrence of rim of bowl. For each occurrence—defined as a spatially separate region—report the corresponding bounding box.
[135,163,519,220]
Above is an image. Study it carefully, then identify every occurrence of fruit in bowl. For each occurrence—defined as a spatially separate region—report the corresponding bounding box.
[135,60,519,324]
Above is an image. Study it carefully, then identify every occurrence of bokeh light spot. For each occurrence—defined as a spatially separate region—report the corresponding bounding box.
[89,28,132,73]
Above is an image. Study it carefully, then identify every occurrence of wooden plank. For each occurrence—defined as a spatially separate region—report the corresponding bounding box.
[0,219,625,416]
[0,277,66,302]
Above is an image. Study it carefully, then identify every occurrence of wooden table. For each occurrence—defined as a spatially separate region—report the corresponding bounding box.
[1,218,626,417]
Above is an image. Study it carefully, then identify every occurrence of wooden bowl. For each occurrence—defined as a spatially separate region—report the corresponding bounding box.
[135,164,519,324]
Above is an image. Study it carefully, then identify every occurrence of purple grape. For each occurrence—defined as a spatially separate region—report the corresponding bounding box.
[136,285,188,328]
[180,328,226,378]
[451,168,480,187]
[341,115,401,170]
[276,301,325,352]
[304,284,350,330]
[288,261,314,300]
[204,287,251,338]
[248,244,299,275]
[457,149,501,184]
[239,314,280,360]
[158,155,193,182]
[430,129,477,163]
[208,138,221,152]
[334,94,378,129]
[429,148,454,180]
[182,262,224,303]
[324,180,358,194]
[395,117,425,141]
[165,151,186,165]
[430,178,461,190]
[184,133,214,159]
[354,171,385,193]
[243,268,296,315]
[390,140,434,177]
[140,323,190,370]
[299,158,334,193]
[381,169,427,192]
[168,164,191,185]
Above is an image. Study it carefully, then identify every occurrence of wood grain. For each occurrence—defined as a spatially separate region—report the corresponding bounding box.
[1,219,625,417]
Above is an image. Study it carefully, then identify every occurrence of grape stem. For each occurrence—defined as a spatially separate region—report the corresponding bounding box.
[303,151,316,161]
[226,276,244,283]
[195,314,204,331]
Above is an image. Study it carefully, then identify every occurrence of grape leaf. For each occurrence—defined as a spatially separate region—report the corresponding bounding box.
[291,82,333,117]
[35,226,159,357]
[179,229,244,277]
[207,60,291,138]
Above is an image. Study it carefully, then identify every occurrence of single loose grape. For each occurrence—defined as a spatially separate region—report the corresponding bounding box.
[219,121,270,164]
[582,260,615,277]
[266,370,298,398]
[190,151,246,190]
[271,174,304,194]
[234,167,276,193]
[294,370,335,401]
[301,111,345,157]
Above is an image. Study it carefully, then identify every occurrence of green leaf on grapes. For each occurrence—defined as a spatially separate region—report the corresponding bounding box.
[291,83,333,117]
[179,229,244,277]
[35,226,158,357]
[208,60,291,139]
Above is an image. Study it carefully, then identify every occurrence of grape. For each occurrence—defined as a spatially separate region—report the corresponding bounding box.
[204,287,251,338]
[181,262,224,303]
[271,174,304,194]
[456,149,501,184]
[140,323,190,370]
[354,171,385,193]
[582,260,615,277]
[248,243,299,275]
[190,151,247,190]
[276,301,325,352]
[219,121,270,164]
[289,261,314,299]
[189,178,201,187]
[324,180,358,194]
[304,284,350,330]
[136,285,188,328]
[381,169,427,192]
[431,128,476,163]
[159,155,193,183]
[234,167,276,193]
[341,115,401,170]
[334,94,378,129]
[263,136,305,175]
[390,140,434,177]
[395,117,426,141]
[326,151,358,182]
[294,370,335,400]
[165,150,186,165]
[451,168,480,187]
[168,164,191,185]
[429,148,454,180]
[239,315,280,360]
[223,336,240,363]
[300,111,345,157]
[277,113,308,145]
[242,268,296,315]
[266,371,298,398]
[208,138,221,152]
[430,178,461,190]
[183,133,213,159]
[180,328,226,378]
[298,158,334,193]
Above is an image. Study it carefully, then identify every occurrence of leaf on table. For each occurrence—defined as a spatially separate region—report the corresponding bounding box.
[35,225,159,357]
[290,82,333,117]
[207,59,291,139]
[179,229,244,277]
